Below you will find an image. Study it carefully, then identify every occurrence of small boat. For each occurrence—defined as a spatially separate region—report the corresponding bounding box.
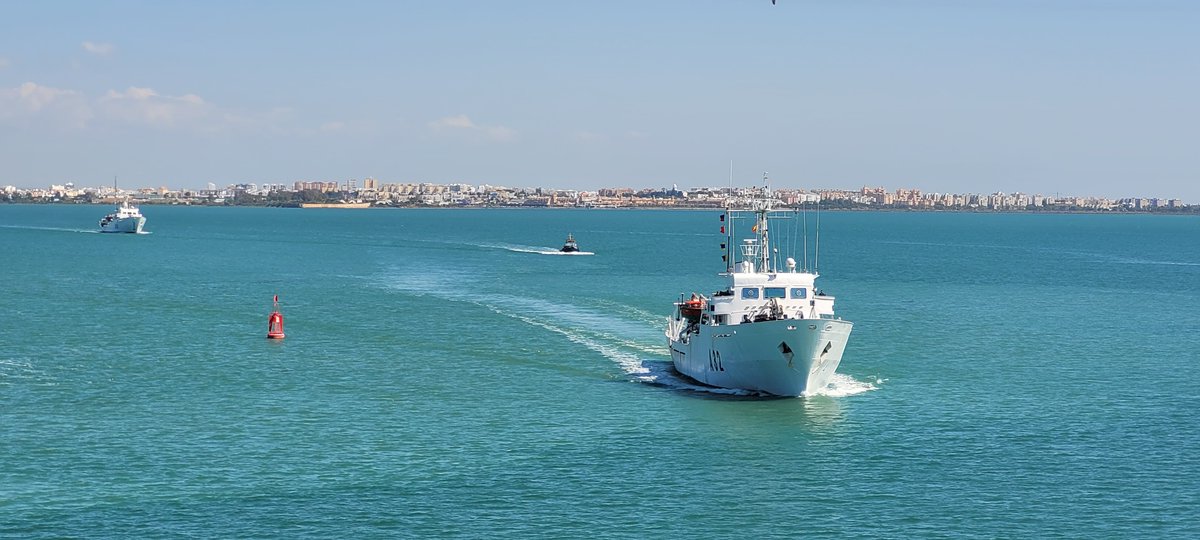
[99,200,146,233]
[677,293,706,323]
[560,233,580,253]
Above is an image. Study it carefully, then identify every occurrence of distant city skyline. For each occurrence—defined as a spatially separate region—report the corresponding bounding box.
[2,1,1198,200]
[8,175,1197,204]
[9,177,1191,210]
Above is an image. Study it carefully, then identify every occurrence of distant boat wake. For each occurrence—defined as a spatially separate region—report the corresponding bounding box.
[0,357,54,385]
[537,250,594,256]
[0,225,99,234]
[481,243,595,256]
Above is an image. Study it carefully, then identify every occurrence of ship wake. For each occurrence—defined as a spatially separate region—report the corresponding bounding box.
[451,293,877,398]
[495,243,595,256]
[376,266,875,398]
[0,225,100,234]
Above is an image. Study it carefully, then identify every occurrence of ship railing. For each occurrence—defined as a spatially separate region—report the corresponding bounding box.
[666,317,684,339]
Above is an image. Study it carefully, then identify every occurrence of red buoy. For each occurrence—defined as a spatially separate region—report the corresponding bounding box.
[267,294,285,339]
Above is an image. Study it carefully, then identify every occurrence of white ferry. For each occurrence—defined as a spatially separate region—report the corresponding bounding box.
[666,181,852,396]
[99,200,146,233]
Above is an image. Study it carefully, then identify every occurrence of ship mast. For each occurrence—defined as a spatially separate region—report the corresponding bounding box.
[725,161,734,273]
[756,173,771,273]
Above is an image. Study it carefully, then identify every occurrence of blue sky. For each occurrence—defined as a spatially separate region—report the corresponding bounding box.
[1,0,1197,200]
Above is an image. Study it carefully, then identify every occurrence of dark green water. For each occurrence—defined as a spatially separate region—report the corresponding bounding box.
[2,205,1198,538]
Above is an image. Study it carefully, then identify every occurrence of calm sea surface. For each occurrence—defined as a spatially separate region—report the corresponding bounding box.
[2,205,1198,538]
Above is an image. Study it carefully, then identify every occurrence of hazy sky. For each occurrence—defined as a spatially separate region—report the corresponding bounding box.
[1,1,1197,200]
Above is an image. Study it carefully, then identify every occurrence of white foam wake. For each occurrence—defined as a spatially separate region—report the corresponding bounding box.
[0,225,100,234]
[482,304,653,379]
[804,373,882,397]
[635,361,763,396]
[507,246,594,256]
[588,299,668,327]
[474,242,595,256]
[1110,257,1200,267]
[486,295,663,372]
[476,296,766,396]
[376,271,661,381]
[0,357,55,386]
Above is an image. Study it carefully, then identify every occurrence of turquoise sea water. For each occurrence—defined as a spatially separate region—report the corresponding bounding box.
[2,204,1198,538]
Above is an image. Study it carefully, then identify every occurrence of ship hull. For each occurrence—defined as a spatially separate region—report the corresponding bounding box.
[100,216,145,234]
[668,318,853,396]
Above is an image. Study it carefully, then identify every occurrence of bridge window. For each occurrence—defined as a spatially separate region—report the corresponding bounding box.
[741,288,759,299]
[764,287,786,299]
[791,287,807,299]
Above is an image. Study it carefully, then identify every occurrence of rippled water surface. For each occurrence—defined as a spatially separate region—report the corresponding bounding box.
[2,205,1198,538]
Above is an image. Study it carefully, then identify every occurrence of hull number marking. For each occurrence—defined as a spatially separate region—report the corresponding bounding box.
[709,350,725,372]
